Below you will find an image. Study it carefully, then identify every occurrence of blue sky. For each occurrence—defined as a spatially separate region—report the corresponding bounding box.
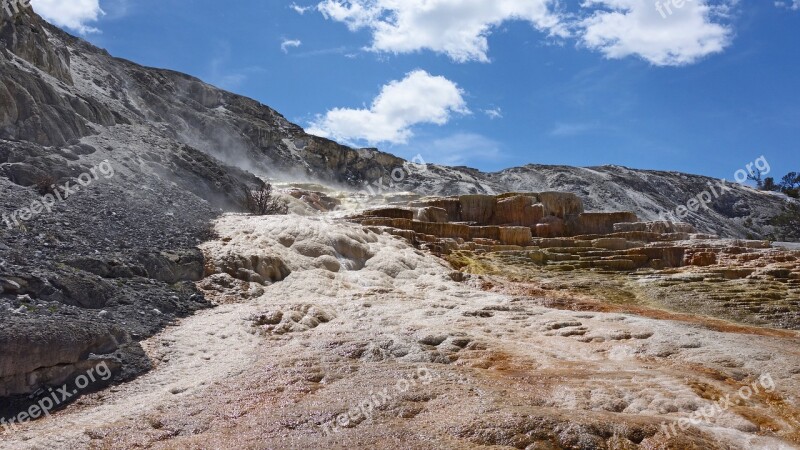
[30,0,799,179]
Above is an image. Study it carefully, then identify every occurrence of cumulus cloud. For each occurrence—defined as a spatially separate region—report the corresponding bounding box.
[30,0,104,34]
[307,70,469,144]
[317,0,567,63]
[315,0,737,66]
[579,0,734,66]
[281,39,303,53]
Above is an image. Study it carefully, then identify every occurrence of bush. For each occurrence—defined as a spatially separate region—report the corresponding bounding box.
[242,183,288,215]
[34,174,58,196]
[779,172,800,198]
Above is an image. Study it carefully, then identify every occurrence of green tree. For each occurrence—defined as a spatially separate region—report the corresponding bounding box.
[779,172,800,198]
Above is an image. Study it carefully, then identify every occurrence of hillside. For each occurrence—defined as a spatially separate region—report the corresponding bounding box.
[1,10,791,240]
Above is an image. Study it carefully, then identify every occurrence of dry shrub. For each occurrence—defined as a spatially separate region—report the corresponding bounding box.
[242,183,288,215]
[34,174,58,195]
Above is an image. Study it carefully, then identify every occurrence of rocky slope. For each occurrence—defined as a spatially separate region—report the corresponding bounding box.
[0,7,799,448]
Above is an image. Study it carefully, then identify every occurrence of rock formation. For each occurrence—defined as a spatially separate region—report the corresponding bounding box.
[351,192,646,251]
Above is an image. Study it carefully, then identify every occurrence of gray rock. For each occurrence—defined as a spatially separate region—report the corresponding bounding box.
[50,273,115,309]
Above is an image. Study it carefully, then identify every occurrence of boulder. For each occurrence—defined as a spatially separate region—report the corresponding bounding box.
[1,162,48,187]
[137,249,205,283]
[67,258,112,278]
[0,278,22,294]
[50,274,115,309]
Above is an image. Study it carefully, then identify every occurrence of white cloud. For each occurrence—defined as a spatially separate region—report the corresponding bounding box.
[578,0,734,66]
[281,39,303,53]
[315,0,737,66]
[483,108,503,120]
[30,0,104,34]
[317,0,568,63]
[307,70,469,144]
[775,0,800,10]
[291,3,313,14]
